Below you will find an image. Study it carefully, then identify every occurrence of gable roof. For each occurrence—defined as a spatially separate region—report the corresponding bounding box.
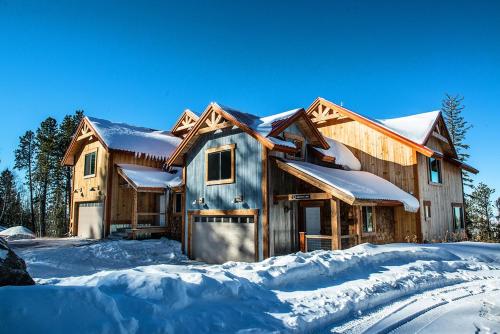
[307,97,437,157]
[62,116,181,165]
[171,109,199,137]
[167,102,329,166]
[376,110,441,145]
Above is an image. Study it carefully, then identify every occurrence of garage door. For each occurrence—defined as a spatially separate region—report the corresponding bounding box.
[77,202,104,239]
[191,215,255,264]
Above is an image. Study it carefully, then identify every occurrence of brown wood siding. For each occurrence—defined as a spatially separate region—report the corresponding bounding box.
[317,120,419,242]
[70,139,109,235]
[417,152,464,241]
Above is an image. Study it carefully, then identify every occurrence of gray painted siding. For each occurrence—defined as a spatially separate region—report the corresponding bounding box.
[184,128,263,259]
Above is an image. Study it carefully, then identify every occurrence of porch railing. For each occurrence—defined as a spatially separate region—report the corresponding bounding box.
[300,232,359,252]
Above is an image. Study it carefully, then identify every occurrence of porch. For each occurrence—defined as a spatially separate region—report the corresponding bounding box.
[112,164,183,240]
[270,158,419,254]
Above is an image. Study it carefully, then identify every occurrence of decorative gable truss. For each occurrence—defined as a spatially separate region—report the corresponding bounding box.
[198,108,232,135]
[62,118,107,166]
[171,109,199,137]
[308,99,353,127]
[76,121,97,143]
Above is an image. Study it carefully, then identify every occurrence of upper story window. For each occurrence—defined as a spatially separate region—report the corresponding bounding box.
[84,151,96,177]
[284,132,305,160]
[362,206,375,233]
[428,157,442,184]
[424,201,432,221]
[452,204,464,231]
[205,144,235,186]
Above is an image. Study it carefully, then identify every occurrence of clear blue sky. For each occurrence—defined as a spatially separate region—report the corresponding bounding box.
[0,0,499,195]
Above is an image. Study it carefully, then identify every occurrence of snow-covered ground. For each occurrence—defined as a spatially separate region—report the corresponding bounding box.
[1,239,499,333]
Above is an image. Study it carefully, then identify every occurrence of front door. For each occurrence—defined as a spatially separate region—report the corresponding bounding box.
[299,201,328,251]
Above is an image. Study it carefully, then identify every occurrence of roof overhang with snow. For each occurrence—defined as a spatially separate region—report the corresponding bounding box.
[275,159,420,212]
[116,164,182,192]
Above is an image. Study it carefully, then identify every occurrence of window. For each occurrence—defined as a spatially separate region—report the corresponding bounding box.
[424,201,431,221]
[84,151,96,177]
[362,206,375,233]
[428,157,442,184]
[193,215,254,223]
[452,204,464,231]
[205,144,235,185]
[284,133,305,160]
[174,193,182,214]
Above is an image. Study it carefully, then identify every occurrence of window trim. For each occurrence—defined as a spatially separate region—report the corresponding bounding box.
[361,206,376,235]
[205,144,236,186]
[284,132,305,161]
[83,150,97,179]
[423,200,432,221]
[451,203,465,231]
[428,157,443,185]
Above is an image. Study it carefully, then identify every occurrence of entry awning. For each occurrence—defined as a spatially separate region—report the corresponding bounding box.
[117,164,182,192]
[275,159,419,212]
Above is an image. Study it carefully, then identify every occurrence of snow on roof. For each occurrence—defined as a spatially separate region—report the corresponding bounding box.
[376,111,440,144]
[87,117,182,159]
[0,226,36,241]
[283,160,419,212]
[117,164,182,189]
[217,104,301,147]
[313,136,361,171]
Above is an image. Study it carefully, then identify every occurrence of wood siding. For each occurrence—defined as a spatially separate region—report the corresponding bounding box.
[185,128,263,258]
[317,120,419,241]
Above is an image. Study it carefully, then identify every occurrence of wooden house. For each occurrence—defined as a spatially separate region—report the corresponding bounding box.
[64,97,477,264]
[62,116,185,240]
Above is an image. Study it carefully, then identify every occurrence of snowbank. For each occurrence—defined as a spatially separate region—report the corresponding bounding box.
[0,226,35,241]
[1,242,499,333]
[0,225,6,232]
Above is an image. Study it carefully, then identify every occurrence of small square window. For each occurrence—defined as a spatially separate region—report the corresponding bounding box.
[84,151,96,177]
[362,206,375,233]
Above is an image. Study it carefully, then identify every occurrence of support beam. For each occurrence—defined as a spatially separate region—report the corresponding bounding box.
[273,192,332,203]
[262,147,269,259]
[330,199,341,250]
[131,191,138,239]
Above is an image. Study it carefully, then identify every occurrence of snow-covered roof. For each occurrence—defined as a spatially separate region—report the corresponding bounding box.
[376,111,440,145]
[217,105,301,148]
[117,164,182,190]
[280,160,419,212]
[87,117,182,159]
[312,136,361,170]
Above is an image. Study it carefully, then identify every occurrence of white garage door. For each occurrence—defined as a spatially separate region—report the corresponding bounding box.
[77,202,104,239]
[191,215,255,264]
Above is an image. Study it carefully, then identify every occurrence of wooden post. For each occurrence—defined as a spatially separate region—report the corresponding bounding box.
[261,147,269,259]
[299,232,306,252]
[132,190,138,239]
[356,206,363,245]
[181,155,187,254]
[330,199,341,250]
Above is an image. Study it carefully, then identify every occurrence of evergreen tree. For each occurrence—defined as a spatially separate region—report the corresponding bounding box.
[0,169,23,228]
[467,182,496,241]
[14,130,37,233]
[34,117,59,237]
[441,94,473,188]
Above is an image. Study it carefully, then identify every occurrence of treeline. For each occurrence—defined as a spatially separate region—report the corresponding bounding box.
[0,111,83,237]
[441,94,500,242]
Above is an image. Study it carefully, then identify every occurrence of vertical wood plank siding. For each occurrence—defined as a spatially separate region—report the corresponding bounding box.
[185,129,263,258]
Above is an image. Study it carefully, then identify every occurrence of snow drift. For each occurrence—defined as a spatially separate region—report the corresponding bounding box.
[1,241,499,333]
[0,226,35,241]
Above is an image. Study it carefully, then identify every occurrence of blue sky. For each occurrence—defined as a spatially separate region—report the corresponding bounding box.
[0,0,499,195]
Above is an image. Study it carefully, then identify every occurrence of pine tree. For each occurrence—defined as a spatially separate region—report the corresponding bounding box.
[14,130,37,233]
[467,182,496,241]
[0,169,23,228]
[441,94,473,188]
[34,117,59,237]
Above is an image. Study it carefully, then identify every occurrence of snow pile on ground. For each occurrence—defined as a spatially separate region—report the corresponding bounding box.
[15,238,187,279]
[0,226,35,241]
[1,241,499,333]
[0,225,6,232]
